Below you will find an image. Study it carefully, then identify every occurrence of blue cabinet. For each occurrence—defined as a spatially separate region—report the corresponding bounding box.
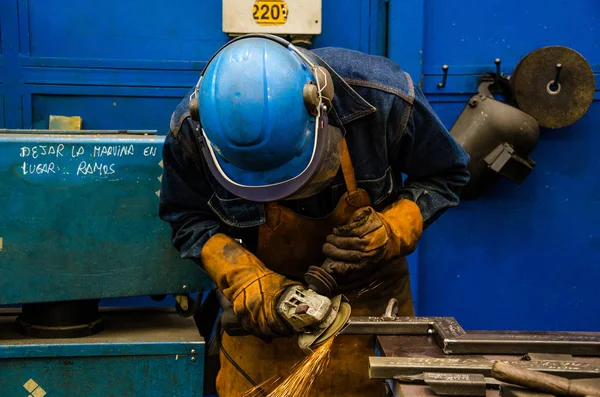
[0,309,205,397]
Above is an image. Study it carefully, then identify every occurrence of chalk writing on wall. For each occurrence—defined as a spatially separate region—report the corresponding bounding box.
[18,144,159,177]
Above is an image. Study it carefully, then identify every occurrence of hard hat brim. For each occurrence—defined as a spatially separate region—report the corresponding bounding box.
[200,105,332,203]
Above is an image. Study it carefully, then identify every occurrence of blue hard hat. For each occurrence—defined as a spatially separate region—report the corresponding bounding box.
[194,35,338,202]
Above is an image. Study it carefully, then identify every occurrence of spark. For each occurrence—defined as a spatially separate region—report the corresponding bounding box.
[357,279,384,297]
[244,337,336,397]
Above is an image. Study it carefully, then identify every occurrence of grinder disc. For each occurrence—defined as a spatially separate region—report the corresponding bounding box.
[297,295,351,354]
[310,301,351,350]
[511,46,595,129]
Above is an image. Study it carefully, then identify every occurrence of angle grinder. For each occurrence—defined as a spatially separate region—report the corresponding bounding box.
[217,266,351,354]
[277,285,351,353]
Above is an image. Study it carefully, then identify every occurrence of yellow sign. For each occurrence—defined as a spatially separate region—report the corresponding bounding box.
[253,0,288,26]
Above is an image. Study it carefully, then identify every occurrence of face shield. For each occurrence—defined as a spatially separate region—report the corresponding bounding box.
[200,101,340,202]
[282,126,342,201]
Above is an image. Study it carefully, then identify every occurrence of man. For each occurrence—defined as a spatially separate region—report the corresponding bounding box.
[159,34,469,396]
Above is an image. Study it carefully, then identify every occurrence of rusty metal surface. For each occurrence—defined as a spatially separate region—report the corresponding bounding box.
[376,334,600,397]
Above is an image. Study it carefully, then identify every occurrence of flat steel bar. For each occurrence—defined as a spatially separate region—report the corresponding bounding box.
[340,315,600,356]
[442,332,600,356]
[340,316,435,335]
[369,357,600,380]
[340,316,465,336]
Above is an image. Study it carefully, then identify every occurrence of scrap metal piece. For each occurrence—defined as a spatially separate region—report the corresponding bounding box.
[369,357,600,380]
[421,373,488,396]
[511,46,595,129]
[524,353,575,362]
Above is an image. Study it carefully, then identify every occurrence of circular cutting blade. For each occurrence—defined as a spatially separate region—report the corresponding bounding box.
[511,46,595,129]
[310,301,351,349]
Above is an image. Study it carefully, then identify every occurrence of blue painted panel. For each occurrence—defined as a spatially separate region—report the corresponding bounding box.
[0,95,4,128]
[0,310,204,396]
[0,6,4,55]
[423,0,600,75]
[419,99,600,332]
[0,132,211,305]
[29,90,189,134]
[1,356,203,397]
[1,0,21,128]
[313,0,386,55]
[369,0,388,56]
[387,0,424,83]
[25,0,228,62]
[22,65,201,87]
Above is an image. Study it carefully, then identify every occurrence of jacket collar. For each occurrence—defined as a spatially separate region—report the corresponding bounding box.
[300,48,377,128]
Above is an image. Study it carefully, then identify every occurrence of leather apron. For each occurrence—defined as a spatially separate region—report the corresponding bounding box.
[216,138,415,397]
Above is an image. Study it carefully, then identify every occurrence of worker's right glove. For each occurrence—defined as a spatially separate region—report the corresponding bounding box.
[200,233,302,339]
[321,199,423,275]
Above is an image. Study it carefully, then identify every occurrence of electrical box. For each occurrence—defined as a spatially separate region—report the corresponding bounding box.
[222,0,322,35]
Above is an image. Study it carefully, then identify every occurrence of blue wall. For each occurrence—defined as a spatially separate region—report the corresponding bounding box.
[0,0,386,132]
[1,0,599,332]
[387,0,600,331]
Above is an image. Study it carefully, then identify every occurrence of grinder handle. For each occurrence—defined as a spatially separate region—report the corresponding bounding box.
[214,289,250,337]
[220,306,250,336]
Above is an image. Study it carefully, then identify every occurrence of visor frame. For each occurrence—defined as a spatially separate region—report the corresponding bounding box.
[198,103,331,202]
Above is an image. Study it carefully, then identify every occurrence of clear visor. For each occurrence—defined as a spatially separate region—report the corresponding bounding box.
[282,126,342,200]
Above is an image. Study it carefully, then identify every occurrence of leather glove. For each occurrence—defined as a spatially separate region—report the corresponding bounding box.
[322,199,423,275]
[200,233,301,339]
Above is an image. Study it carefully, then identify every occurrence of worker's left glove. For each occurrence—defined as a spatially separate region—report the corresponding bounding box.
[321,199,423,275]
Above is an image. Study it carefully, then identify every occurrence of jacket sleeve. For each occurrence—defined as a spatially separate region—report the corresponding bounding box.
[389,85,470,229]
[158,116,228,266]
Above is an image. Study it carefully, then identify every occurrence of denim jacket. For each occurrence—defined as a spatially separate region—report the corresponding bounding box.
[158,47,470,264]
